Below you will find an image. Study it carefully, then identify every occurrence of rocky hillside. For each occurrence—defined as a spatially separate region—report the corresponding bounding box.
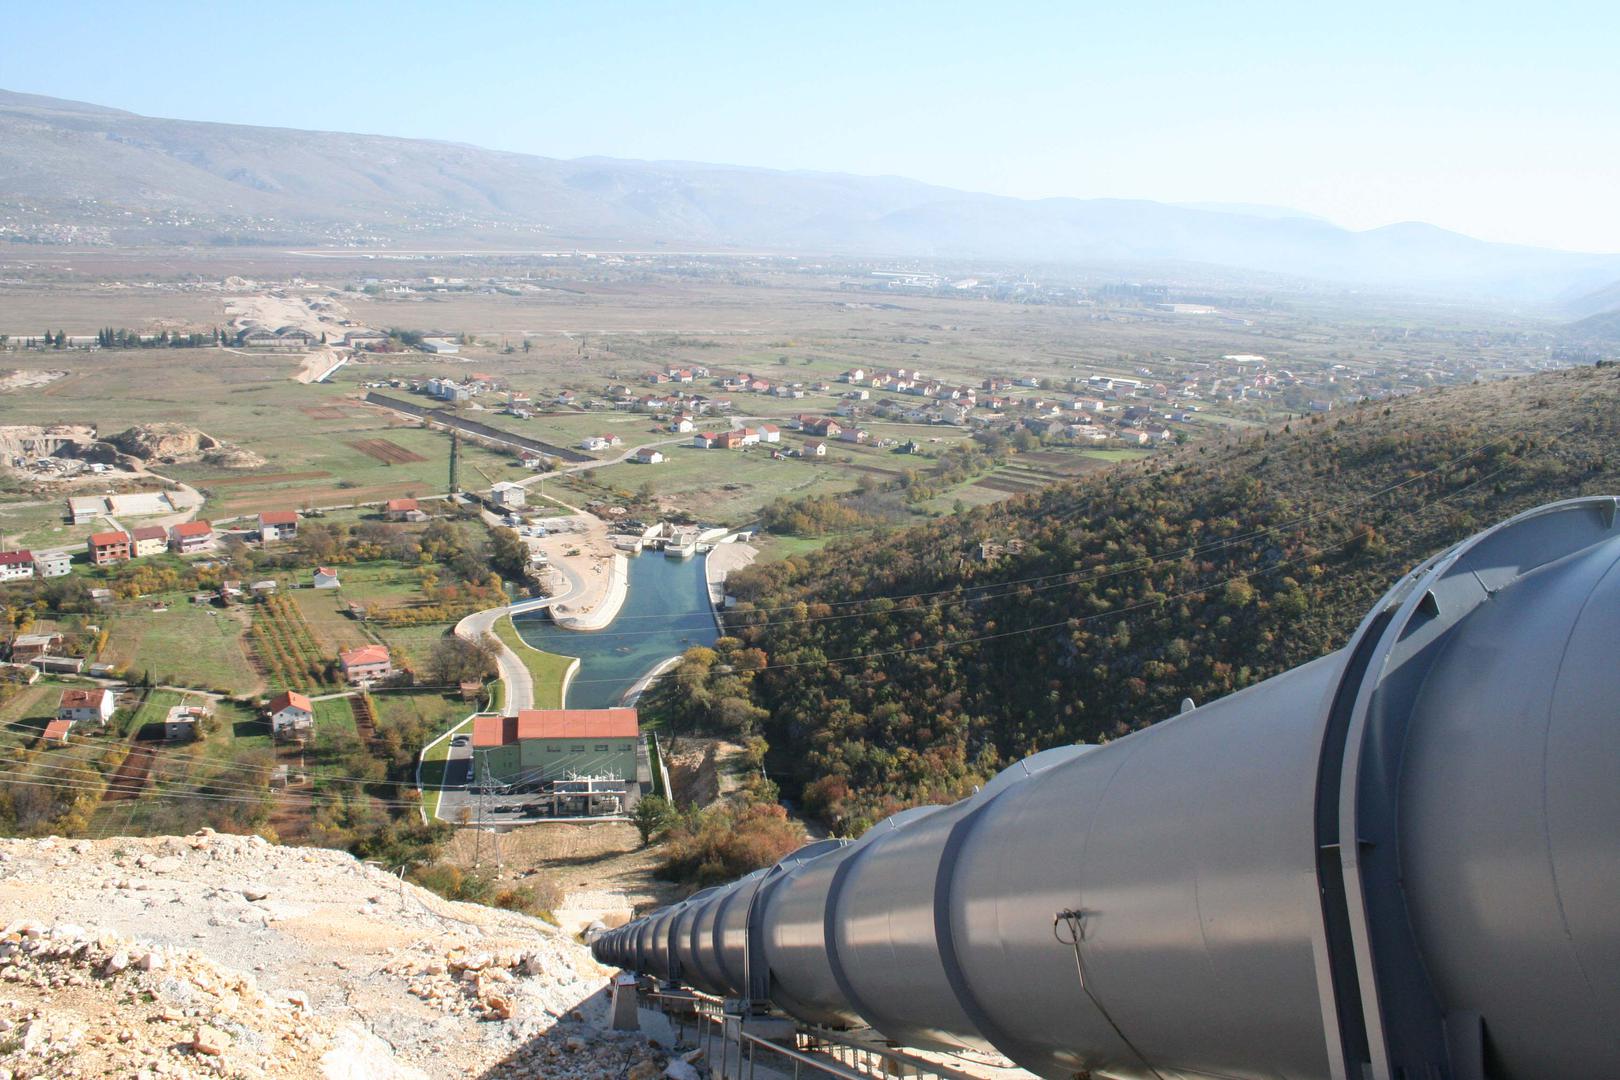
[106,424,264,469]
[0,830,654,1079]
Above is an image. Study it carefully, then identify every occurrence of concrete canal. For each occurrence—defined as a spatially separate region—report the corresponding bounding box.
[512,552,719,708]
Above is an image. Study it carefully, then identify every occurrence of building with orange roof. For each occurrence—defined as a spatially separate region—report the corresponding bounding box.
[470,708,639,784]
[258,510,299,541]
[268,690,315,739]
[168,520,214,553]
[339,644,392,685]
[87,530,132,566]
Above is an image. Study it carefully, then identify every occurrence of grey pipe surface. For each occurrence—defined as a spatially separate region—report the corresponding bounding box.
[596,497,1620,1080]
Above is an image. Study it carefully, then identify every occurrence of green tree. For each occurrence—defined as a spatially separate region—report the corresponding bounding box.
[632,795,674,846]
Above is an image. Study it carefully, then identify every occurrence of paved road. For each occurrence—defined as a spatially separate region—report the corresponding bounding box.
[454,565,583,713]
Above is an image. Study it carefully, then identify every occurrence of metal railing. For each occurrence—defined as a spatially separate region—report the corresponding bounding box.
[643,988,999,1080]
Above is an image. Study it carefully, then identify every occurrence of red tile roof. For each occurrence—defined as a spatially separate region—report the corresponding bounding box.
[516,708,638,740]
[131,525,167,542]
[386,498,418,512]
[472,709,638,747]
[43,719,72,742]
[268,690,313,714]
[88,531,129,547]
[58,688,111,710]
[339,645,391,668]
[259,511,298,525]
[0,550,32,566]
[171,520,212,538]
[473,714,518,748]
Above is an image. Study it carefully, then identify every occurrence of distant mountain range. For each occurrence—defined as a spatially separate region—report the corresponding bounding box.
[3,88,1619,305]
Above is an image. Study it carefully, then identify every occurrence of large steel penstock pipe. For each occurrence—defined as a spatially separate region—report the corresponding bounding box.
[594,498,1620,1080]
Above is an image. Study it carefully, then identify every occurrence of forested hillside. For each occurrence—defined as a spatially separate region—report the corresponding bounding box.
[648,364,1620,831]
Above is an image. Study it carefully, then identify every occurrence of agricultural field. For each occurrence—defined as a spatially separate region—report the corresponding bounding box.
[248,594,338,692]
[553,442,908,525]
[289,586,375,655]
[100,599,261,694]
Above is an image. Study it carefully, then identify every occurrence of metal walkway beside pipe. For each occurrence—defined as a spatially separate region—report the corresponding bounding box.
[594,497,1620,1080]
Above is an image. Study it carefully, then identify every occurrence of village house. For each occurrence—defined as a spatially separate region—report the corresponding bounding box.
[803,439,827,457]
[32,551,70,578]
[738,427,761,447]
[840,368,866,383]
[805,418,843,438]
[42,718,73,746]
[169,520,214,554]
[313,567,341,589]
[57,687,115,726]
[87,530,132,566]
[490,482,526,510]
[163,704,209,742]
[258,510,299,541]
[385,498,425,522]
[8,633,63,662]
[692,432,717,449]
[838,427,871,444]
[633,448,665,464]
[129,525,167,558]
[758,424,781,443]
[0,551,34,582]
[268,690,315,740]
[339,644,393,685]
[712,430,746,450]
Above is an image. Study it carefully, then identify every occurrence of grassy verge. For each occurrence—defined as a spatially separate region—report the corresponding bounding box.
[491,614,575,709]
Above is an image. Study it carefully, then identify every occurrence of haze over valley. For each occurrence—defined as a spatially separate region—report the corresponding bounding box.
[0,5,1617,1077]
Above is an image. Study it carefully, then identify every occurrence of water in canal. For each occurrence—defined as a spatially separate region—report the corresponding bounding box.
[512,552,719,708]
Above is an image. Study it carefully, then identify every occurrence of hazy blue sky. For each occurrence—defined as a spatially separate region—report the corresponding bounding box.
[5,1,1617,251]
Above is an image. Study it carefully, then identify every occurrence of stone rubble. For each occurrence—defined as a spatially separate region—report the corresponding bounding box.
[0,830,682,1079]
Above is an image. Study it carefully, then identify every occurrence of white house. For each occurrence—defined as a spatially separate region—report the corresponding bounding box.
[803,440,827,457]
[268,690,315,739]
[0,551,34,582]
[313,567,341,589]
[32,551,70,578]
[633,448,665,464]
[758,424,781,444]
[57,688,115,726]
[490,482,527,509]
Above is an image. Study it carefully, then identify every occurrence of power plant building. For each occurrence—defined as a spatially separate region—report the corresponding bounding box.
[472,708,638,784]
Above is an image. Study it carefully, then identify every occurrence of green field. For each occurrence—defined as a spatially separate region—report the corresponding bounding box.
[313,697,358,738]
[371,690,467,734]
[373,621,454,673]
[290,587,375,654]
[556,443,884,525]
[101,599,262,693]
